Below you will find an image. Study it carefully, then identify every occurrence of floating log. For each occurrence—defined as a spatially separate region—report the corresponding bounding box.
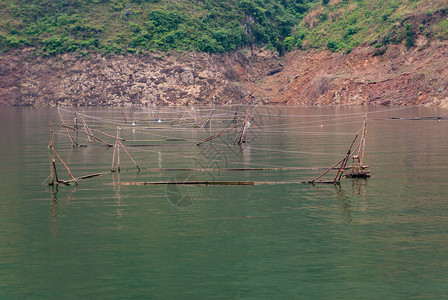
[60,171,111,184]
[308,180,342,184]
[118,181,257,186]
[143,167,343,172]
[126,144,184,147]
[115,180,311,186]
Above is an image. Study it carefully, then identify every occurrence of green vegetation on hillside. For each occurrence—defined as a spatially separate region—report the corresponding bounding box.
[0,0,312,55]
[1,0,447,56]
[285,0,448,53]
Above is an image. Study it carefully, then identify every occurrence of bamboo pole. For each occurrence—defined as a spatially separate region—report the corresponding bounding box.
[117,181,258,186]
[309,134,359,184]
[109,126,140,172]
[62,171,111,184]
[359,114,367,166]
[196,121,244,146]
[113,127,121,172]
[74,112,79,143]
[117,140,141,171]
[202,107,214,128]
[308,156,347,184]
[57,108,78,147]
[78,114,92,143]
[89,127,125,141]
[48,122,58,185]
[233,115,249,145]
[112,138,118,172]
[233,104,257,145]
[117,129,120,172]
[52,147,78,186]
[333,133,359,182]
[59,124,113,147]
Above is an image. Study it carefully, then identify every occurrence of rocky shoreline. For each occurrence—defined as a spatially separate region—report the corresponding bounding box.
[1,40,447,108]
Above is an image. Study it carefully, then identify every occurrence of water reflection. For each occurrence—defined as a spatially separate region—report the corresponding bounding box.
[308,178,369,224]
[112,172,123,229]
[338,178,368,223]
[334,184,353,223]
[50,185,58,246]
[49,184,77,253]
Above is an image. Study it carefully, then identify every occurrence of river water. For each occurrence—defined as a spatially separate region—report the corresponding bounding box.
[0,105,447,299]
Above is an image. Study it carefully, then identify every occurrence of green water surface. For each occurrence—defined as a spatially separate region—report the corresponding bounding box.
[0,106,447,299]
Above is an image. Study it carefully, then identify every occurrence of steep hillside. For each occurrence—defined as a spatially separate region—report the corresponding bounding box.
[285,0,448,53]
[247,41,448,107]
[1,0,448,107]
[0,0,312,55]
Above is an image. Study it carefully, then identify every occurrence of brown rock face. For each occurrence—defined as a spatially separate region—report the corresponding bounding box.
[1,40,447,107]
[248,40,448,107]
[0,50,259,107]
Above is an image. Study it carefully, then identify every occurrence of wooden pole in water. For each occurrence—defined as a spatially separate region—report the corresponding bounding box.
[309,133,359,184]
[74,112,79,143]
[309,156,347,184]
[112,137,118,172]
[202,107,214,128]
[117,128,121,172]
[110,126,140,172]
[89,127,125,141]
[57,108,78,147]
[233,114,249,145]
[59,124,114,147]
[334,134,359,182]
[359,114,367,167]
[118,140,141,171]
[48,122,58,185]
[233,104,257,145]
[78,114,92,143]
[48,122,78,185]
[52,147,78,185]
[196,121,244,146]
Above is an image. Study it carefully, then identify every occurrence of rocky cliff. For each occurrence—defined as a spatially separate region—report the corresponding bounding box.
[1,39,448,107]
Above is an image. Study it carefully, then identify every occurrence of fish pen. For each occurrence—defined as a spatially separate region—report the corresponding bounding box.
[43,105,374,188]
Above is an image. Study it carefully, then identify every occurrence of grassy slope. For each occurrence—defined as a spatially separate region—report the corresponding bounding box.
[285,0,448,53]
[0,0,447,56]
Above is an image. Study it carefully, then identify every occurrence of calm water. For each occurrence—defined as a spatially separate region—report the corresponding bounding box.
[1,106,447,299]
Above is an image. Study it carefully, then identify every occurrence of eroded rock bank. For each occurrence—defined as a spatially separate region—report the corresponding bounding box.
[249,39,448,108]
[0,50,259,106]
[1,40,448,107]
